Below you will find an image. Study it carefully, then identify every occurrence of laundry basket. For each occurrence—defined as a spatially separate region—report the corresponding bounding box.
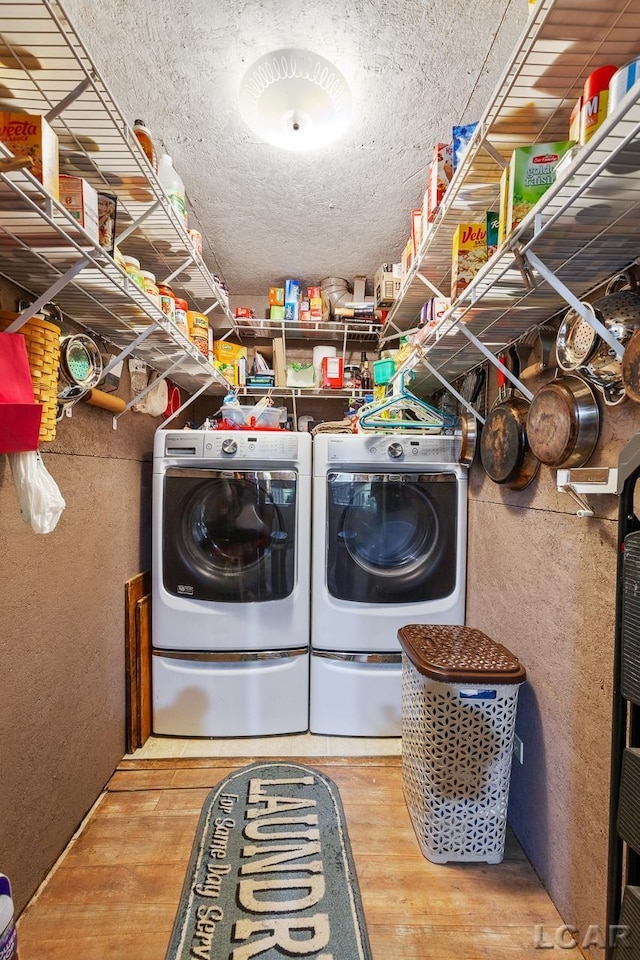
[398,624,526,864]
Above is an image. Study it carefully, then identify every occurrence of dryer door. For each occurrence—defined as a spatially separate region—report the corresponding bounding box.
[326,471,458,603]
[163,468,297,602]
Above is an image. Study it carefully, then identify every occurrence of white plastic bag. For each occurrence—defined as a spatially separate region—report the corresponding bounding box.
[9,450,66,535]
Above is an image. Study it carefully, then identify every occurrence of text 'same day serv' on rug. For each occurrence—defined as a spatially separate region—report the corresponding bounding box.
[165,761,373,960]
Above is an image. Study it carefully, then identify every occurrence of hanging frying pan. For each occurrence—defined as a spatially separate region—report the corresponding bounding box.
[480,347,540,490]
[456,367,485,465]
[526,374,600,468]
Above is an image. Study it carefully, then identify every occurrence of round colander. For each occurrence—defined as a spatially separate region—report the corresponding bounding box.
[57,334,103,402]
[555,302,601,372]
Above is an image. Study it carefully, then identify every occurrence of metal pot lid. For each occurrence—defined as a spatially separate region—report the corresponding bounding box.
[555,302,601,371]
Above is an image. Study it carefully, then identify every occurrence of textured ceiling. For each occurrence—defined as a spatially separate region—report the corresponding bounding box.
[62,0,527,296]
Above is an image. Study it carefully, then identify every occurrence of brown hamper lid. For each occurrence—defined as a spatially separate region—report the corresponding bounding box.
[397,624,526,685]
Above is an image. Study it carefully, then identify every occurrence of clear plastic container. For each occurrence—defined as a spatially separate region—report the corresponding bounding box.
[221,405,285,428]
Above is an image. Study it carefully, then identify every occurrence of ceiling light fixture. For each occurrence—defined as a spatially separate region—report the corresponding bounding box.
[239,48,352,151]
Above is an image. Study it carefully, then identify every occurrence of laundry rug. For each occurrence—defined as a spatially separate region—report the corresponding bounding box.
[165,761,372,960]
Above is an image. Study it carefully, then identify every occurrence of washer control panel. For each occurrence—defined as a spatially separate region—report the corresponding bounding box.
[163,430,298,461]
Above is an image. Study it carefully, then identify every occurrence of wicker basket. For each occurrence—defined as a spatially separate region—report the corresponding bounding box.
[0,311,61,442]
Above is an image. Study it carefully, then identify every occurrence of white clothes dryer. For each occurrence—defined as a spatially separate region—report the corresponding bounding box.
[310,433,467,736]
[152,429,311,737]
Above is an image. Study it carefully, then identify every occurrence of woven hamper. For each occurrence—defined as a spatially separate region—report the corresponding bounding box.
[398,624,526,864]
[0,311,61,442]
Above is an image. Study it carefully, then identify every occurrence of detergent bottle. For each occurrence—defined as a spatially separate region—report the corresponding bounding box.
[0,875,18,960]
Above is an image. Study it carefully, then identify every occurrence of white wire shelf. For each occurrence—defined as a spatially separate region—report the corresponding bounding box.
[229,387,371,399]
[0,162,231,397]
[0,0,233,325]
[382,0,640,339]
[233,316,382,343]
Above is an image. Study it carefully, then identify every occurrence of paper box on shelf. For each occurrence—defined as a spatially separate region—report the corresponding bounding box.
[411,209,423,255]
[213,340,247,364]
[213,359,237,386]
[322,356,344,388]
[307,286,321,299]
[486,210,499,258]
[451,222,487,301]
[270,305,286,321]
[0,332,42,453]
[401,237,414,280]
[59,175,99,243]
[425,142,453,223]
[374,263,401,307]
[269,287,285,306]
[0,112,59,200]
[498,164,510,245]
[507,139,575,233]
[284,279,300,321]
[309,297,323,318]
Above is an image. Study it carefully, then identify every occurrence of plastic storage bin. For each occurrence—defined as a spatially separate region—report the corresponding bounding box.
[373,357,396,385]
[398,624,526,864]
[220,404,285,428]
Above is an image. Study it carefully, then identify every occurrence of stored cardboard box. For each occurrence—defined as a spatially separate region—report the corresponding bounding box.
[0,112,59,200]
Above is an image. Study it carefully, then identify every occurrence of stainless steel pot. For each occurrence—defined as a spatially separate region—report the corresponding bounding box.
[555,273,640,406]
[526,374,600,468]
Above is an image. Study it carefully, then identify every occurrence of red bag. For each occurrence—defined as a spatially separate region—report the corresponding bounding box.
[0,332,43,453]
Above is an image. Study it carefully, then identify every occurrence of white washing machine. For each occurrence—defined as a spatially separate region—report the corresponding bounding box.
[152,429,311,737]
[311,433,467,736]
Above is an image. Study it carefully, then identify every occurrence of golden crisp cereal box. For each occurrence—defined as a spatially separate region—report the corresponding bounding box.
[451,222,487,301]
[507,140,574,232]
[0,112,59,200]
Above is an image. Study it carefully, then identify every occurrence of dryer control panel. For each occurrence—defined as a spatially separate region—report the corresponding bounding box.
[324,434,461,466]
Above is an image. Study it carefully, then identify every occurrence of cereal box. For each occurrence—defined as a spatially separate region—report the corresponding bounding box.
[0,112,59,199]
[425,142,453,222]
[269,287,284,306]
[401,236,414,281]
[486,210,499,259]
[213,340,247,364]
[507,139,574,232]
[451,222,487,301]
[498,164,510,245]
[59,175,99,243]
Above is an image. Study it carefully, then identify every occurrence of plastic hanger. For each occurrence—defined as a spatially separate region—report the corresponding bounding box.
[358,375,456,432]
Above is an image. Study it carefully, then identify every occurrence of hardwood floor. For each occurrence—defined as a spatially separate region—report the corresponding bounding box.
[17,757,581,959]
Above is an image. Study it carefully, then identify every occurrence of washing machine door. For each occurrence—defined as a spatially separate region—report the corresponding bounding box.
[326,471,458,603]
[162,468,297,602]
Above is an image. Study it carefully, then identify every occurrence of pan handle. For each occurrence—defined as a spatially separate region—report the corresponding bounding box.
[470,367,486,406]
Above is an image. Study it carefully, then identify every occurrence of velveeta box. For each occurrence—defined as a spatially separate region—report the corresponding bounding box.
[0,112,59,200]
[507,139,574,232]
[451,222,487,301]
[426,142,453,222]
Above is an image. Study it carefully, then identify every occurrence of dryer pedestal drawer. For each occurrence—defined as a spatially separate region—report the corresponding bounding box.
[152,650,309,737]
[309,652,402,737]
